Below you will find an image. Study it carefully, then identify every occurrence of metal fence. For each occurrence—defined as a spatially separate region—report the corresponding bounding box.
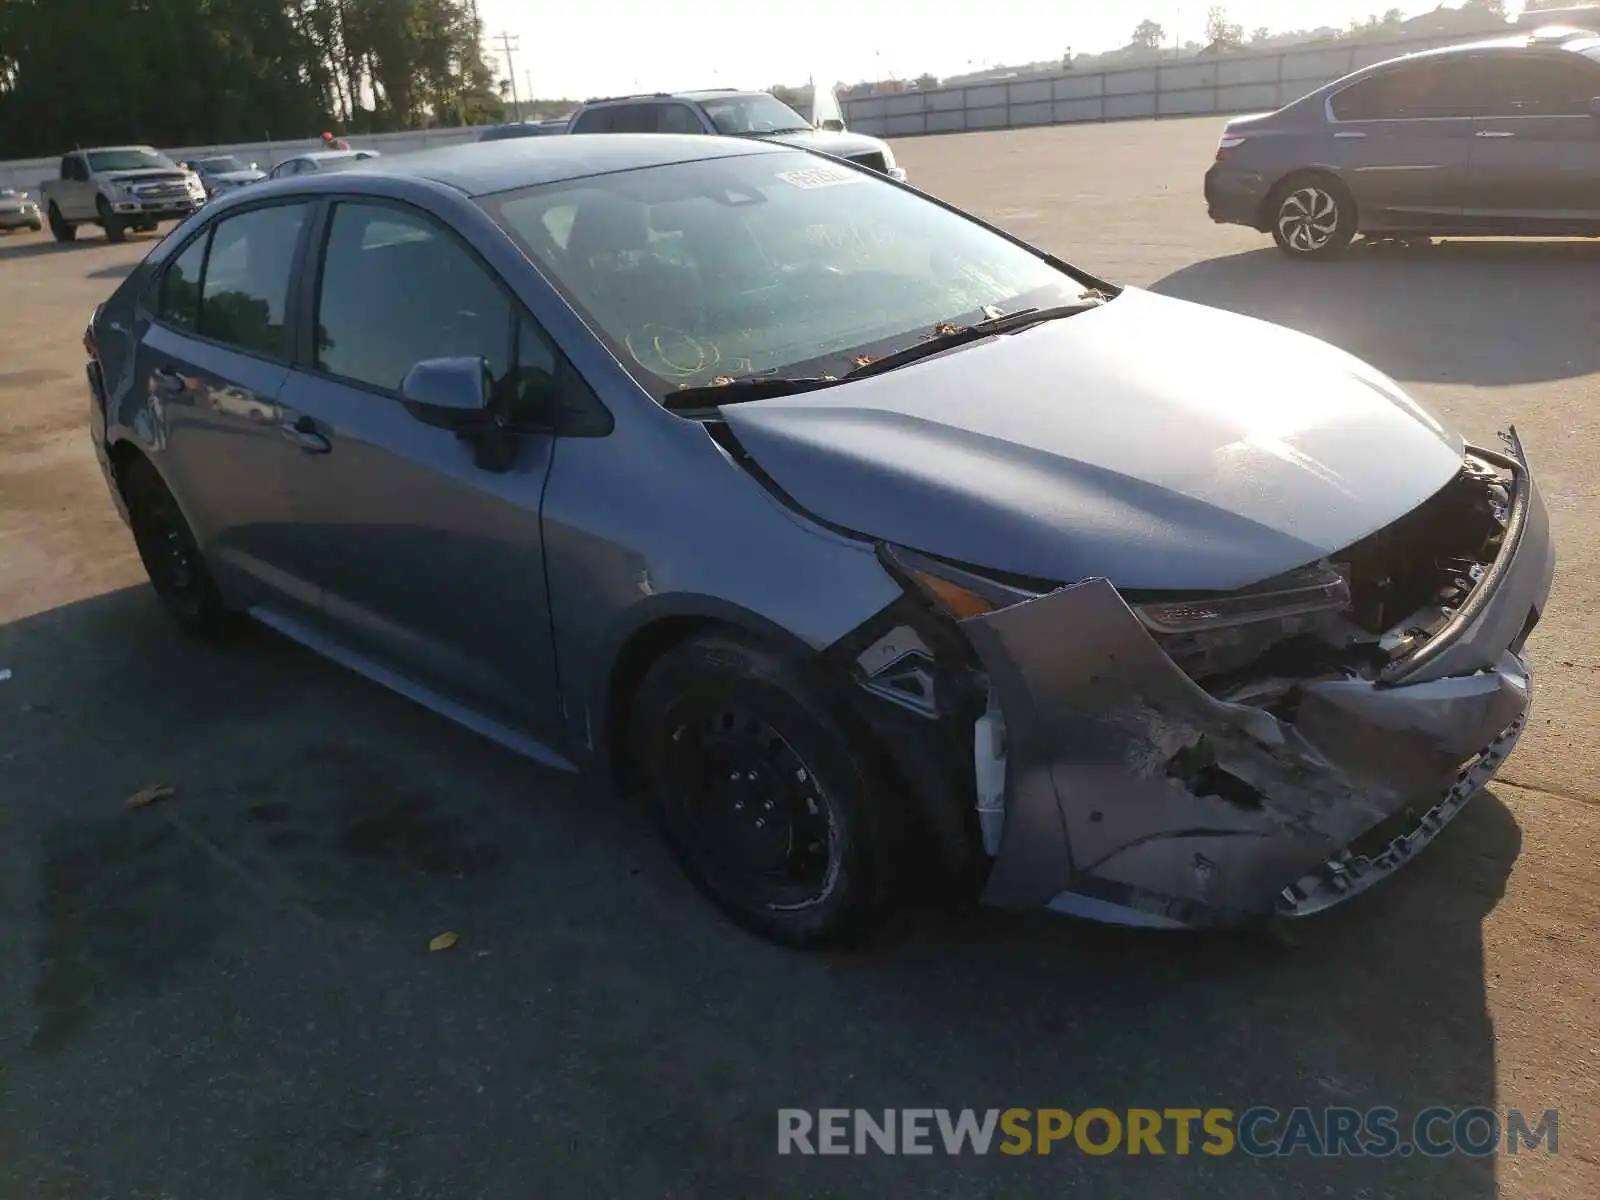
[0,26,1520,199]
[839,30,1500,136]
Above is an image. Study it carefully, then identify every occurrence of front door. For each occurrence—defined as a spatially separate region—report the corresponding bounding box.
[275,198,565,737]
[132,200,316,613]
[1327,57,1481,229]
[1465,52,1600,231]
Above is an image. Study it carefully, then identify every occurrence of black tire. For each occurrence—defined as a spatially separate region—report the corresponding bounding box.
[1268,174,1355,260]
[47,203,76,243]
[122,456,238,638]
[629,631,901,948]
[96,196,126,244]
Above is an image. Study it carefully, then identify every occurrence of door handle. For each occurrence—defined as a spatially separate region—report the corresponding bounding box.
[151,365,185,395]
[279,413,331,454]
[1334,131,1367,139]
[1475,130,1515,138]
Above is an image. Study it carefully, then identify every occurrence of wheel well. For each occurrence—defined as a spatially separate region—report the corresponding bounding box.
[107,440,149,500]
[1257,169,1351,231]
[604,615,722,790]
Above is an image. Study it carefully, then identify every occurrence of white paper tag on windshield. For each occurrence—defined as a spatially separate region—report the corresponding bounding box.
[776,166,869,190]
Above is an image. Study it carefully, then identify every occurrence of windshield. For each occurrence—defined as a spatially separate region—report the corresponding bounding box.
[701,94,812,134]
[197,156,248,173]
[87,148,176,172]
[482,150,1093,399]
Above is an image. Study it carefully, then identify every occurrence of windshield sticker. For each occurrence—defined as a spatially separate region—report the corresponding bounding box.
[776,166,869,190]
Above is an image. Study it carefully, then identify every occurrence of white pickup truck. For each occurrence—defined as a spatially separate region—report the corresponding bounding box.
[39,146,206,243]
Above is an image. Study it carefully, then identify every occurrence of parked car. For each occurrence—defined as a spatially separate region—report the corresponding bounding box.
[85,135,1553,947]
[566,89,907,180]
[266,149,380,180]
[0,186,42,233]
[39,146,206,243]
[185,155,267,199]
[1206,26,1600,258]
[478,118,570,141]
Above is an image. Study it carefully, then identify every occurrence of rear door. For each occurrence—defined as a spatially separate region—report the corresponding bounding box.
[132,200,317,612]
[275,198,566,737]
[1326,57,1481,229]
[1465,52,1600,230]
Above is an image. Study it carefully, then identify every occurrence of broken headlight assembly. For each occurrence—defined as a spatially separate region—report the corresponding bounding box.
[1127,563,1356,686]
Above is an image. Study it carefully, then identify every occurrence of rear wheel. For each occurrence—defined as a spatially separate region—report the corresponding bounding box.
[122,456,237,637]
[629,631,901,947]
[47,203,75,242]
[96,196,126,243]
[1268,174,1355,260]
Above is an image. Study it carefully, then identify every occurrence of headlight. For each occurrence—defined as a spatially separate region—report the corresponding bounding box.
[1130,563,1350,634]
[879,543,1039,619]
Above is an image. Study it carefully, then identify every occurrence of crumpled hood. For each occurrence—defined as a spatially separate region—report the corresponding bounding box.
[717,288,1466,591]
[759,128,891,160]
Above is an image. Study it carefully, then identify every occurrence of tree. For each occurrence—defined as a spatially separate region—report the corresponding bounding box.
[1204,5,1244,49]
[1462,0,1507,18]
[0,0,504,157]
[1250,26,1271,43]
[913,73,940,90]
[1131,18,1165,49]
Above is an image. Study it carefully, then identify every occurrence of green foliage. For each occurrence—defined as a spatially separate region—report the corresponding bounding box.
[0,0,504,156]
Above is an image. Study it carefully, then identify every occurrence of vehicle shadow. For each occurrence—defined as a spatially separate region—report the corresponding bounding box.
[0,583,1518,1198]
[1150,239,1600,387]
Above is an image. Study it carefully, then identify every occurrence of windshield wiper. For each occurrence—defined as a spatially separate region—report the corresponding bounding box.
[848,297,1109,380]
[663,375,842,411]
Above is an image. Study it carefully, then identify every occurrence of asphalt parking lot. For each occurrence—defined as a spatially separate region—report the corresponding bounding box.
[1,114,1597,1198]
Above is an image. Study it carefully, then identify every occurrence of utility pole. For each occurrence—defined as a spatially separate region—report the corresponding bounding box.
[494,31,521,121]
[525,69,534,115]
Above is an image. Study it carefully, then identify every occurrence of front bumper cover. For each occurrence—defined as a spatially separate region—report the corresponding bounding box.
[960,430,1554,928]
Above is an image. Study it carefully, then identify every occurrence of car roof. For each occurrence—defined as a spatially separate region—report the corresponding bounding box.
[80,145,162,154]
[336,133,788,197]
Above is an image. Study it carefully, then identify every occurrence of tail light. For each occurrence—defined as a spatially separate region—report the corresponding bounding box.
[1215,134,1247,162]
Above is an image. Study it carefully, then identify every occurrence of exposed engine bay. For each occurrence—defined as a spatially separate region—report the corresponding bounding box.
[844,434,1554,928]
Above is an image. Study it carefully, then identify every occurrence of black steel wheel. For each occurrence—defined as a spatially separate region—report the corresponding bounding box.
[630,632,900,947]
[123,456,237,637]
[1269,174,1355,260]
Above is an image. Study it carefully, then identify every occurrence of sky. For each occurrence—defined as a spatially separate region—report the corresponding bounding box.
[471,0,1541,101]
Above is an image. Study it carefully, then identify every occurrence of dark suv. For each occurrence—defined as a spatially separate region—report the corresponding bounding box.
[566,89,908,181]
[1205,27,1600,258]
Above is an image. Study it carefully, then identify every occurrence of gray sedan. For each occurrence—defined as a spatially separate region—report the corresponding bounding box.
[84,134,1554,946]
[0,186,43,232]
[1206,26,1600,257]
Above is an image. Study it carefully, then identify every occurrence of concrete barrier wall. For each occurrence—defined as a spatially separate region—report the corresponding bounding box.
[837,28,1497,137]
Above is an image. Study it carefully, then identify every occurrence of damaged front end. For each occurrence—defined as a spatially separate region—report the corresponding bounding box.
[866,430,1554,928]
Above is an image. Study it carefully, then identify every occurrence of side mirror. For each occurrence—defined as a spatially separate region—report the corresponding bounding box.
[400,357,492,429]
[250,162,259,170]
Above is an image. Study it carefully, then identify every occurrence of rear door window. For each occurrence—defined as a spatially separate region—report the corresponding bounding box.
[570,107,616,133]
[200,204,309,358]
[160,233,208,333]
[1331,59,1483,120]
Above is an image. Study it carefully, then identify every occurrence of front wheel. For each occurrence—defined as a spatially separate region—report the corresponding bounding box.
[1269,176,1355,260]
[96,196,126,244]
[629,632,901,947]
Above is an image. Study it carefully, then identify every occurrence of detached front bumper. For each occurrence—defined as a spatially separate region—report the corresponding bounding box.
[110,196,202,217]
[961,431,1554,928]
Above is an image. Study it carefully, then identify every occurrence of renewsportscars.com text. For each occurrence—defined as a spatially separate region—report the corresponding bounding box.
[777,1107,1558,1157]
